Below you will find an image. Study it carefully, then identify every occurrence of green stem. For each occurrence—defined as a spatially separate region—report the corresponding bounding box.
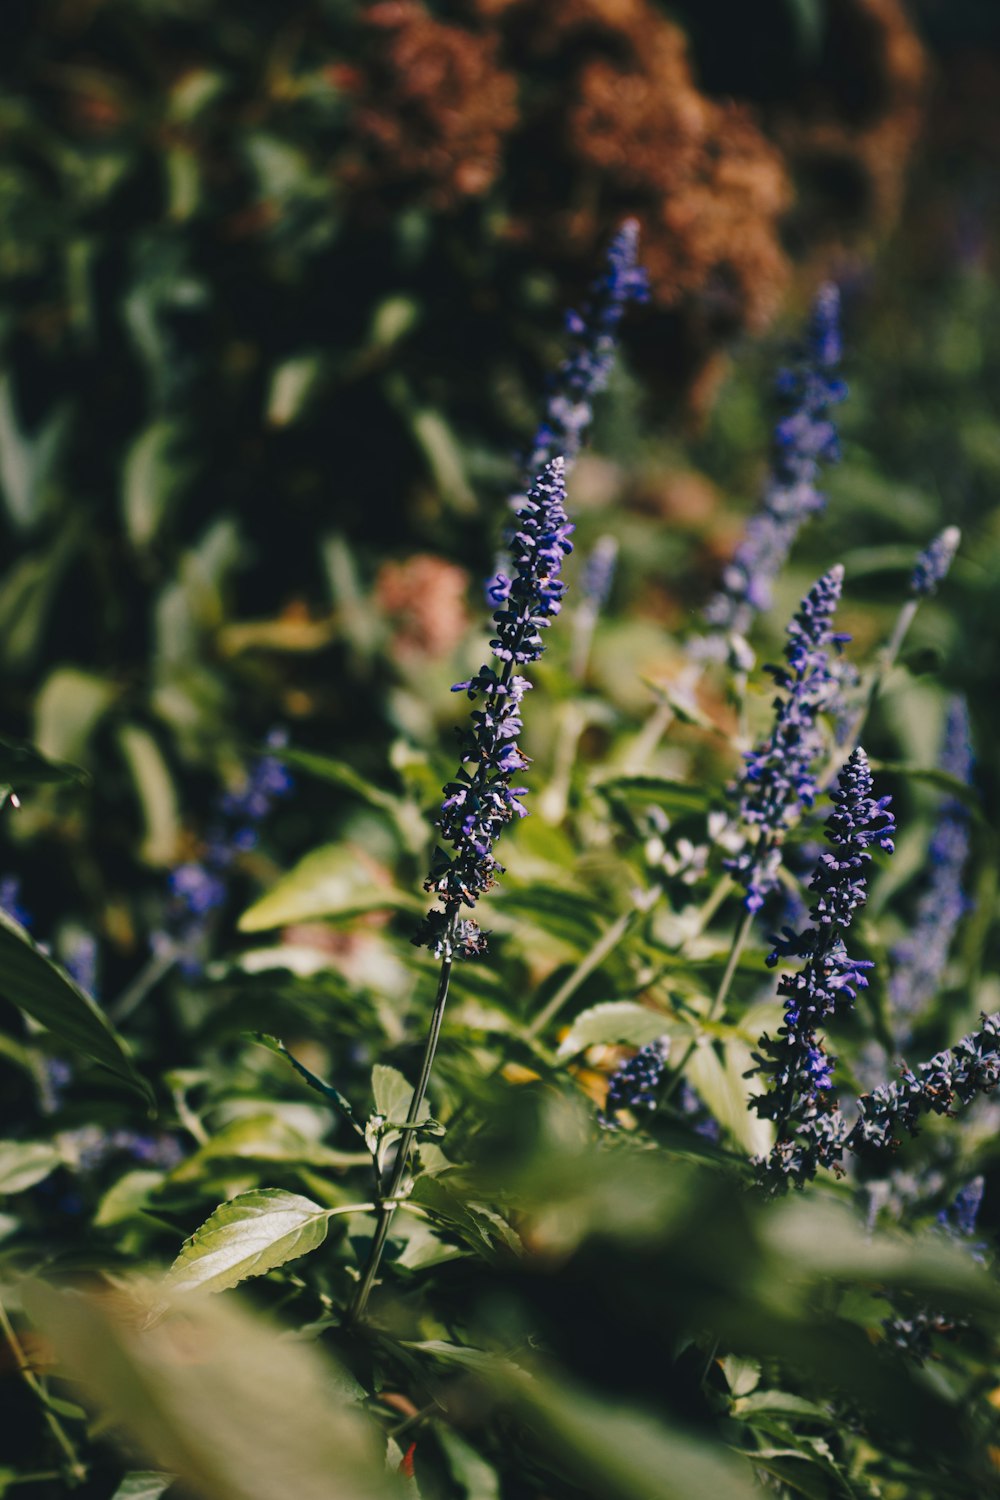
[527,886,661,1041]
[821,597,918,792]
[0,1298,87,1486]
[661,906,754,1107]
[108,945,177,1024]
[349,950,454,1323]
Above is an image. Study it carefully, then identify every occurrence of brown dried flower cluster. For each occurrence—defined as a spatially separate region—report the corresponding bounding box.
[347,1,518,208]
[343,0,925,379]
[374,553,472,666]
[773,0,927,236]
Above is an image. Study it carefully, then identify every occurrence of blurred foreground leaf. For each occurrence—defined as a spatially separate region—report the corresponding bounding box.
[26,1283,399,1500]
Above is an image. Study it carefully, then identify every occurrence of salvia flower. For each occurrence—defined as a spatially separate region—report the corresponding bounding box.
[845,1011,1000,1156]
[601,1037,671,1125]
[911,526,961,598]
[524,221,648,480]
[727,567,849,913]
[883,1175,986,1361]
[160,729,293,975]
[580,535,619,613]
[704,283,847,641]
[889,697,973,1045]
[416,459,573,959]
[751,747,895,1192]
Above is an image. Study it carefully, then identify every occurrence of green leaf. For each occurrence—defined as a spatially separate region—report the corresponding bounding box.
[557,1001,673,1059]
[95,1170,164,1228]
[250,1033,365,1139]
[481,1358,760,1500]
[594,774,710,817]
[0,909,151,1104]
[34,667,118,764]
[266,354,325,428]
[239,843,421,932]
[276,749,426,851]
[685,1040,772,1158]
[118,724,180,867]
[0,732,85,794]
[26,1282,400,1500]
[0,372,69,532]
[0,1140,62,1194]
[438,1430,500,1500]
[123,421,191,549]
[167,1113,368,1183]
[110,1473,174,1500]
[164,1189,331,1296]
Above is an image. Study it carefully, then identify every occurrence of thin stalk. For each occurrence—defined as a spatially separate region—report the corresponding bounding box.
[108,945,177,1024]
[822,597,918,792]
[661,906,754,1107]
[0,1298,86,1486]
[387,1398,445,1442]
[350,950,454,1323]
[527,886,661,1041]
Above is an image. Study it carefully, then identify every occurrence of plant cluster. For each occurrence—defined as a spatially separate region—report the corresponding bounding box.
[3,196,1000,1500]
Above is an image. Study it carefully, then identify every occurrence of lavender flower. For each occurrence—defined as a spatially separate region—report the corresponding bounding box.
[751,748,895,1191]
[416,459,573,960]
[911,526,961,598]
[160,729,292,975]
[883,1176,986,1361]
[524,221,648,480]
[889,697,973,1044]
[580,535,619,613]
[601,1037,671,1125]
[727,567,849,912]
[705,283,847,640]
[846,1011,1000,1156]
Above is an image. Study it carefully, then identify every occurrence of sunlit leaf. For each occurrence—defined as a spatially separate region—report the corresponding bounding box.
[164,1189,332,1296]
[0,1140,62,1194]
[238,844,421,932]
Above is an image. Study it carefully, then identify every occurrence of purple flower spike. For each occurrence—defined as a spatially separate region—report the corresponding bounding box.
[727,567,849,913]
[705,283,847,641]
[750,747,895,1192]
[889,696,973,1046]
[524,220,648,480]
[911,526,960,598]
[416,459,573,960]
[601,1037,671,1126]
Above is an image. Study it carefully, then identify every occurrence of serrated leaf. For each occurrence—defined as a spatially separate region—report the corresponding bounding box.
[164,1189,331,1296]
[110,1473,174,1500]
[238,844,421,932]
[0,909,151,1104]
[557,1002,673,1059]
[0,1140,62,1194]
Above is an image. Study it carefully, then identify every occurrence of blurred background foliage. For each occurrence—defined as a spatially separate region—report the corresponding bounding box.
[5,2,1000,1493]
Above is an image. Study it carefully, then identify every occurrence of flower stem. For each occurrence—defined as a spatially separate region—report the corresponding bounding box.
[349,948,454,1323]
[0,1297,87,1486]
[527,886,661,1041]
[661,906,754,1107]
